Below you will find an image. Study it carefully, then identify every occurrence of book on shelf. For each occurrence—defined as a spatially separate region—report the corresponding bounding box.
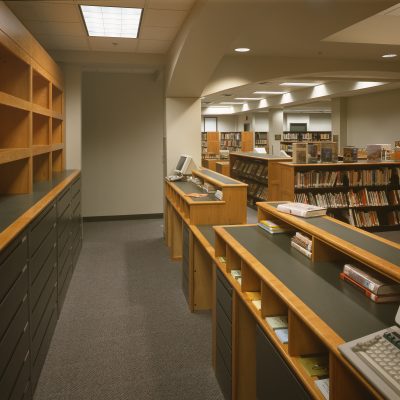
[314,378,329,400]
[342,264,400,296]
[258,219,293,234]
[306,143,318,163]
[265,315,288,330]
[343,146,358,163]
[340,272,400,303]
[299,355,329,378]
[277,202,327,217]
[366,144,383,161]
[292,142,307,163]
[320,142,338,163]
[274,328,289,344]
[291,238,312,258]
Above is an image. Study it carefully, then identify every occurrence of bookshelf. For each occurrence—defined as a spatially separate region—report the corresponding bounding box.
[254,131,268,151]
[0,5,65,195]
[202,131,220,162]
[212,201,400,400]
[216,161,230,177]
[274,161,400,232]
[220,131,254,152]
[229,153,291,208]
[280,131,332,155]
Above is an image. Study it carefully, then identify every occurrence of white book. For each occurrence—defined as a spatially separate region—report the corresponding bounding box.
[277,202,327,218]
[315,379,329,400]
[291,240,312,258]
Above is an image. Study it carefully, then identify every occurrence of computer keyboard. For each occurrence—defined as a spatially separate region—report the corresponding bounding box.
[339,326,400,400]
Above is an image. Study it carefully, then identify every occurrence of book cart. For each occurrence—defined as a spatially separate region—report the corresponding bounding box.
[229,153,291,208]
[164,169,247,311]
[275,161,400,232]
[212,201,400,400]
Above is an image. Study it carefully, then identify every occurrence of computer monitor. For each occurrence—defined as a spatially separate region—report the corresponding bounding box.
[174,154,197,175]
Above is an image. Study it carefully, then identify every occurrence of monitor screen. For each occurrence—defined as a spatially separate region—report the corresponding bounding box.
[175,156,187,172]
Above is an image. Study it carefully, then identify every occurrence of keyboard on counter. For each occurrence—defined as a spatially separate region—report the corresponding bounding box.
[339,306,400,400]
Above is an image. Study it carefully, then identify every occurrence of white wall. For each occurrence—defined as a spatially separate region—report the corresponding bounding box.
[166,98,201,175]
[201,115,238,131]
[309,114,331,131]
[82,71,164,217]
[254,113,269,131]
[347,88,400,146]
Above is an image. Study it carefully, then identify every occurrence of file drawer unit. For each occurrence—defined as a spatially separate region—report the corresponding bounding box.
[216,268,232,400]
[0,233,30,400]
[28,202,58,391]
[0,170,81,400]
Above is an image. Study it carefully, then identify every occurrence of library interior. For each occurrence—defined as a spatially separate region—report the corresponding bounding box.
[1,1,400,400]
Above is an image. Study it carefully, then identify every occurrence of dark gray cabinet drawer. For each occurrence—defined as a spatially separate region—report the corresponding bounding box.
[216,325,232,376]
[71,177,81,200]
[0,324,29,400]
[217,267,232,295]
[71,192,80,217]
[0,296,28,377]
[0,234,27,304]
[217,275,232,322]
[29,203,56,257]
[216,347,232,400]
[30,226,56,285]
[216,301,232,349]
[0,265,28,340]
[9,355,30,400]
[256,325,312,400]
[58,227,71,258]
[30,245,57,312]
[57,204,71,239]
[57,186,71,218]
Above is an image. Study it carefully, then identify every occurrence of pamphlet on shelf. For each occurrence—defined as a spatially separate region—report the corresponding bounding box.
[299,355,329,378]
[275,328,289,344]
[277,202,327,217]
[252,299,262,310]
[265,315,288,330]
[314,378,329,400]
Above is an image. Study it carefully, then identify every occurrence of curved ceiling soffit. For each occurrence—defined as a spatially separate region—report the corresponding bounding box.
[203,56,400,97]
[166,0,246,98]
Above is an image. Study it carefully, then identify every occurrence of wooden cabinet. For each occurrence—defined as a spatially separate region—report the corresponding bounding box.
[0,2,65,195]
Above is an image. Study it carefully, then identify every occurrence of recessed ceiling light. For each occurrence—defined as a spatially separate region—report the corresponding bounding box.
[280,82,317,87]
[234,47,250,52]
[382,53,397,58]
[80,5,143,38]
[254,91,286,95]
[235,97,264,100]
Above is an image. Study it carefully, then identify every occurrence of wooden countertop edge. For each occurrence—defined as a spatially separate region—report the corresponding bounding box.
[0,170,80,251]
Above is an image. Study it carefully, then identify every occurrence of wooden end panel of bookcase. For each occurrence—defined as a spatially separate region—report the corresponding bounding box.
[277,163,295,201]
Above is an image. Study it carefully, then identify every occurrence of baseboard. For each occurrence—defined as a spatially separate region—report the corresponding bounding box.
[83,213,163,222]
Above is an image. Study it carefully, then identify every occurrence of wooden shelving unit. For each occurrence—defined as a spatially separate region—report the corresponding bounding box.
[202,131,220,166]
[0,7,65,195]
[274,161,400,232]
[220,131,254,152]
[281,131,332,155]
[229,153,291,207]
[254,131,268,151]
[212,202,400,400]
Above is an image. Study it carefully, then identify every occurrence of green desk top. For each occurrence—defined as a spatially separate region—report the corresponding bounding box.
[173,181,222,202]
[0,171,78,233]
[268,203,400,268]
[224,225,398,342]
[199,169,239,185]
[231,152,289,161]
[197,225,215,248]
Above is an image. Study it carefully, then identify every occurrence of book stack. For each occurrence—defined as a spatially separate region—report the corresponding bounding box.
[230,269,242,285]
[257,219,293,234]
[290,232,312,258]
[265,315,289,344]
[340,263,400,303]
[277,202,327,217]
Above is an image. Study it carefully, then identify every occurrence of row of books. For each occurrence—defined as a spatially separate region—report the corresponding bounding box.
[389,189,400,205]
[340,263,400,303]
[290,231,312,258]
[347,188,389,207]
[348,209,379,227]
[294,167,397,188]
[295,192,348,209]
[220,132,241,140]
[387,209,400,225]
[221,140,241,149]
[255,139,268,145]
[282,132,332,141]
[231,159,268,179]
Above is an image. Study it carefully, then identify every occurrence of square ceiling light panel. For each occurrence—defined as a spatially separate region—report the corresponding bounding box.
[80,5,143,38]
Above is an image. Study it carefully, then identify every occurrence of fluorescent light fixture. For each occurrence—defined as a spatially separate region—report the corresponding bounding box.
[80,5,143,38]
[234,47,250,52]
[235,97,264,101]
[382,53,397,58]
[254,91,286,95]
[280,82,317,87]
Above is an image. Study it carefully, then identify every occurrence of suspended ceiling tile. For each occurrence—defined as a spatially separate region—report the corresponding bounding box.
[142,9,187,28]
[146,0,195,11]
[5,1,81,22]
[24,21,86,36]
[35,34,90,51]
[137,39,171,53]
[140,26,179,41]
[88,37,139,52]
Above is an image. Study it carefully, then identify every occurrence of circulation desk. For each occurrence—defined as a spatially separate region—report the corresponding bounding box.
[212,202,400,400]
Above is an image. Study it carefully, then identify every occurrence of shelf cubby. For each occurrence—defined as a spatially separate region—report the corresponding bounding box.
[52,149,63,173]
[52,84,63,114]
[0,43,29,100]
[226,245,241,273]
[241,260,260,292]
[33,113,50,145]
[261,281,288,317]
[0,158,31,194]
[51,118,63,144]
[32,70,50,109]
[33,153,50,182]
[0,104,29,148]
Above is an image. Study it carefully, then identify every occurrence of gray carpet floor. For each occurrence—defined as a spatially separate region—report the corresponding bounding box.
[34,218,224,400]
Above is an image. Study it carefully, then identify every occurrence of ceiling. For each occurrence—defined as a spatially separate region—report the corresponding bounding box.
[5,0,400,113]
[5,0,195,54]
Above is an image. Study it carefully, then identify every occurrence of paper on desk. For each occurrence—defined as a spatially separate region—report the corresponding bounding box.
[185,193,208,198]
